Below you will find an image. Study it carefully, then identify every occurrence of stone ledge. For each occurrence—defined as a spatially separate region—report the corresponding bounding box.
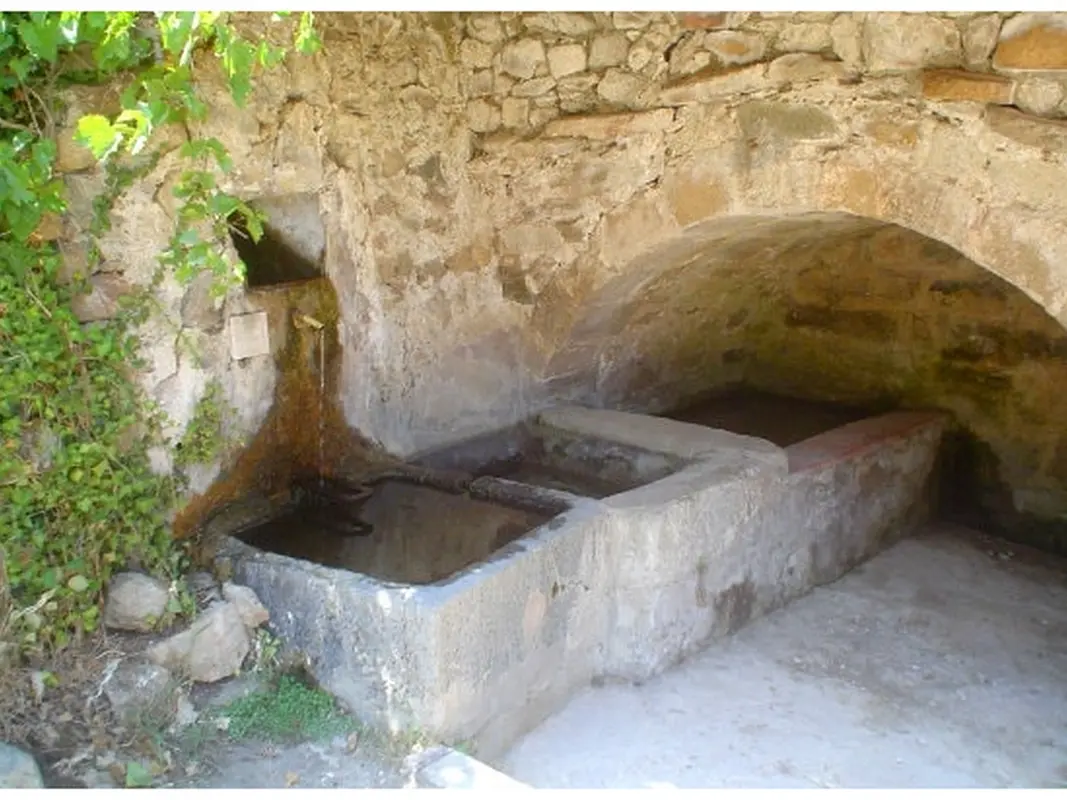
[414,746,532,790]
[541,108,675,140]
[984,104,1067,150]
[537,406,787,468]
[658,56,848,107]
[786,410,949,473]
[767,53,849,85]
[659,63,769,106]
[921,69,1015,105]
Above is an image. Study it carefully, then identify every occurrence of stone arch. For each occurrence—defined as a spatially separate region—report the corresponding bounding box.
[541,198,1067,551]
[538,99,1067,402]
[576,117,1067,334]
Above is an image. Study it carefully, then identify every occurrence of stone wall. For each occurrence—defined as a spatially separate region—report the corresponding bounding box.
[50,12,1067,544]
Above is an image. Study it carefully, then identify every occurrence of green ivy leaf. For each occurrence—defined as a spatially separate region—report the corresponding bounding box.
[17,15,62,64]
[5,203,42,242]
[220,35,255,107]
[158,11,197,61]
[125,761,153,789]
[0,7,319,658]
[256,40,286,69]
[58,12,81,46]
[74,114,121,159]
[67,574,89,592]
[295,12,321,55]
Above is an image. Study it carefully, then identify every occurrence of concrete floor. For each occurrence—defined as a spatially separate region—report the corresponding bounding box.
[497,525,1067,789]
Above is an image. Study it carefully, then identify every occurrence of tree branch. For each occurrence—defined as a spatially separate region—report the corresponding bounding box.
[0,117,33,133]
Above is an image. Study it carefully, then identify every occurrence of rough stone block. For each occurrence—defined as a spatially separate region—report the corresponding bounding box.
[501,38,546,80]
[777,22,833,54]
[679,13,728,30]
[767,53,847,85]
[921,69,1016,104]
[71,274,135,323]
[704,31,767,66]
[737,101,838,141]
[466,68,494,97]
[830,14,864,68]
[55,128,97,173]
[511,76,557,98]
[612,12,656,30]
[547,44,587,79]
[668,33,713,77]
[467,98,502,133]
[228,311,270,361]
[501,97,530,129]
[664,171,729,226]
[542,108,674,140]
[523,12,597,37]
[557,73,601,113]
[659,63,768,105]
[180,271,224,332]
[467,14,504,44]
[1014,77,1066,115]
[984,105,1067,149]
[863,13,962,72]
[964,14,1002,67]
[459,38,494,69]
[596,68,647,105]
[993,13,1067,71]
[269,102,324,195]
[588,32,630,69]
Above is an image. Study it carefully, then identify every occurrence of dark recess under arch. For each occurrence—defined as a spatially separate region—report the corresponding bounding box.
[229,210,323,289]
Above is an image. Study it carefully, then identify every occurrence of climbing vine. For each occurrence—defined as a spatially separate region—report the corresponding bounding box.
[174,379,231,471]
[0,12,321,655]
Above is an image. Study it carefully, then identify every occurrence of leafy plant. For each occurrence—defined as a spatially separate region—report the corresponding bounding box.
[217,673,357,743]
[124,760,154,789]
[0,11,321,655]
[248,627,282,673]
[174,379,231,470]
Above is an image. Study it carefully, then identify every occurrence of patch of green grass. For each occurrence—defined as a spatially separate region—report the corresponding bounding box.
[218,674,358,743]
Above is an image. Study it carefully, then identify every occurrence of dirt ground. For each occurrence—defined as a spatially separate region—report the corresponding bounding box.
[171,737,414,789]
[8,522,1066,789]
[0,629,415,789]
[497,524,1067,789]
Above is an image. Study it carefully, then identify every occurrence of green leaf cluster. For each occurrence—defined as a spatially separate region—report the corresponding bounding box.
[218,674,357,742]
[174,379,232,470]
[0,11,320,655]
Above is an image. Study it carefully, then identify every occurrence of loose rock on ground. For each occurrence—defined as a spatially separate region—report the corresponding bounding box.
[103,572,170,633]
[101,660,178,724]
[146,600,252,683]
[0,742,44,789]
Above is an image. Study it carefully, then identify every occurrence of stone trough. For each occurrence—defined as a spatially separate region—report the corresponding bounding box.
[213,406,946,758]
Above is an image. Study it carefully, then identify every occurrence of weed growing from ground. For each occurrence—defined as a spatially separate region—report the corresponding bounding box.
[216,673,358,743]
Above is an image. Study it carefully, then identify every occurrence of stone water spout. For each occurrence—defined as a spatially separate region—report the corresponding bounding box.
[292,312,324,331]
[290,309,330,492]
